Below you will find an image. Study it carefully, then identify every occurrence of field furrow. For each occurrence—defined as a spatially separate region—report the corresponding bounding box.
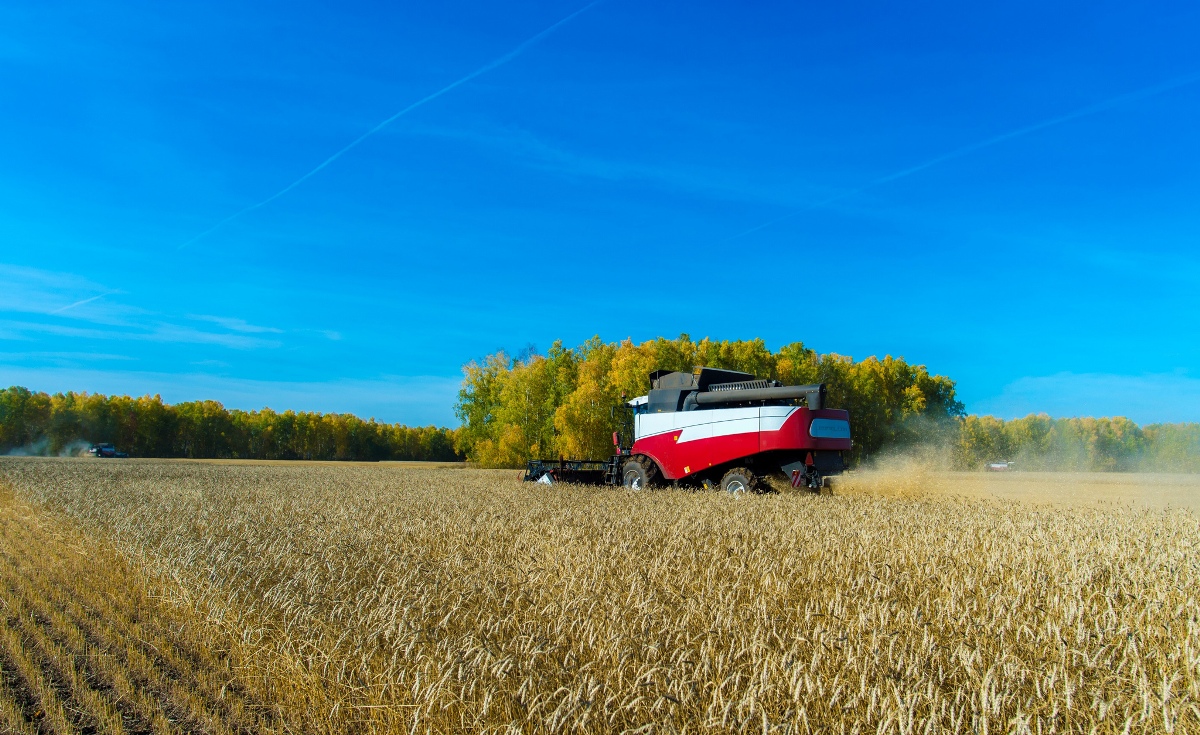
[0,485,280,735]
[0,567,181,735]
[12,565,238,735]
[0,621,78,735]
[0,640,43,735]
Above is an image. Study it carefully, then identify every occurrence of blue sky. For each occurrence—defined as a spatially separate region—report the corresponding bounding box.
[2,0,1198,426]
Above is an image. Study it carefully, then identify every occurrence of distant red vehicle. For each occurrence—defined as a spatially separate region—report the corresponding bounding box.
[88,443,128,458]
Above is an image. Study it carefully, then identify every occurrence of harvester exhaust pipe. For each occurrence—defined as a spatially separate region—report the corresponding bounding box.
[694,384,826,410]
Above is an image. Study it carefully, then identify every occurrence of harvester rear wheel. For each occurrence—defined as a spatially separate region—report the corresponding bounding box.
[721,467,763,498]
[622,456,660,491]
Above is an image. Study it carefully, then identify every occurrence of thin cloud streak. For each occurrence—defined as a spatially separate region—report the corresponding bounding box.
[49,292,111,314]
[190,314,284,334]
[0,351,134,362]
[0,265,146,327]
[396,121,822,208]
[179,0,603,250]
[0,319,280,350]
[727,69,1200,241]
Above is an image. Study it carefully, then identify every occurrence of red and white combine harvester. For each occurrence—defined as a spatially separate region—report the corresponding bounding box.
[524,367,852,494]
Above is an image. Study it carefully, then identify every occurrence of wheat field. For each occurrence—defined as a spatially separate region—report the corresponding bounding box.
[0,458,1197,733]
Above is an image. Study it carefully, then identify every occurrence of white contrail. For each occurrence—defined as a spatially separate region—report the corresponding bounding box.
[180,1,603,250]
[727,69,1200,241]
[50,293,109,314]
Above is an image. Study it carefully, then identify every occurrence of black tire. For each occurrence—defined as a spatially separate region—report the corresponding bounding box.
[720,467,762,497]
[621,456,660,490]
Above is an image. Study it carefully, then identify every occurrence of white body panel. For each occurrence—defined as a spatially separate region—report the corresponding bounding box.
[759,405,794,432]
[635,412,676,438]
[635,406,801,444]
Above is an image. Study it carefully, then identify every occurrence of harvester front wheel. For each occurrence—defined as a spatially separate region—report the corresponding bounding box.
[622,457,659,491]
[721,467,763,498]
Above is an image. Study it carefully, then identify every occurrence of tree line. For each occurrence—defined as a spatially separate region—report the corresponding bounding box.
[0,387,460,462]
[954,414,1200,472]
[6,335,1196,471]
[455,335,1200,472]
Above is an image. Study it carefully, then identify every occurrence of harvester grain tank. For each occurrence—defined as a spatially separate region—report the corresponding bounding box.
[524,367,852,493]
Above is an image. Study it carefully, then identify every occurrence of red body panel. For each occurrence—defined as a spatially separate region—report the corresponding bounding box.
[631,407,851,480]
[632,429,759,480]
[759,408,852,453]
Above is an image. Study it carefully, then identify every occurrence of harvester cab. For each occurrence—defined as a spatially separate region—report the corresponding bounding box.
[524,366,852,494]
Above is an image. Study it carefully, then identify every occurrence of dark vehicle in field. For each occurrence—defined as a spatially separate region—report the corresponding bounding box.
[88,443,128,458]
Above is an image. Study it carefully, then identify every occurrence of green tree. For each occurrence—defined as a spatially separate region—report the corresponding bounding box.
[555,339,621,460]
[0,387,51,450]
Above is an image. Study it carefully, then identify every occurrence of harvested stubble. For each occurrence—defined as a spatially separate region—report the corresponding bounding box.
[0,479,280,735]
[1,458,1198,734]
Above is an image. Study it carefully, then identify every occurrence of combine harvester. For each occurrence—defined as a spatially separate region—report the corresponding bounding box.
[524,367,852,494]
